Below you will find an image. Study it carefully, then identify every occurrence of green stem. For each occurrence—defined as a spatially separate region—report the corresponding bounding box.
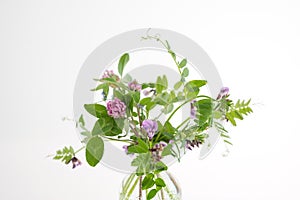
[122,173,135,196]
[126,176,140,199]
[101,136,133,143]
[154,110,164,120]
[139,176,143,200]
[176,117,190,130]
[156,174,165,200]
[136,105,142,128]
[155,95,211,142]
[74,146,85,154]
[143,34,182,75]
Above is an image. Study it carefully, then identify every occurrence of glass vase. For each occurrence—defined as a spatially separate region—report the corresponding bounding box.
[119,171,181,200]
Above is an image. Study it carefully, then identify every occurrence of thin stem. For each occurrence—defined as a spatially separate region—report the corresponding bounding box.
[74,146,85,154]
[176,117,190,130]
[154,110,164,120]
[129,120,139,137]
[156,174,165,200]
[136,106,142,128]
[126,176,139,199]
[139,176,143,200]
[101,136,133,143]
[160,189,165,200]
[142,33,182,75]
[122,173,135,196]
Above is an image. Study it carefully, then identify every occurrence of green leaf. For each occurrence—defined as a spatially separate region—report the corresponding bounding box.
[133,91,140,103]
[122,73,132,83]
[174,81,183,90]
[155,178,166,187]
[185,80,207,88]
[169,90,176,102]
[147,189,158,200]
[156,76,163,94]
[113,89,124,100]
[154,93,169,106]
[124,93,134,113]
[161,144,173,157]
[79,114,85,126]
[69,146,74,154]
[225,98,253,126]
[142,173,155,190]
[53,155,63,160]
[146,102,156,112]
[234,110,244,120]
[118,53,129,77]
[154,161,168,173]
[162,75,168,89]
[179,58,187,68]
[92,117,122,136]
[194,99,213,126]
[80,131,91,137]
[182,68,189,77]
[142,82,155,89]
[91,83,109,96]
[165,40,171,49]
[163,104,174,114]
[168,50,176,60]
[226,113,236,126]
[84,104,108,118]
[140,97,152,105]
[127,138,149,153]
[86,137,104,167]
[213,111,222,119]
[224,140,233,145]
[131,153,151,175]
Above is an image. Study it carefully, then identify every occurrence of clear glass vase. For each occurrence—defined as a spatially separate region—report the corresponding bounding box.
[119,171,181,200]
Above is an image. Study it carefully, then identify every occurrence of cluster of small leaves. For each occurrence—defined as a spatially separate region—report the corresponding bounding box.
[53,146,75,164]
[142,173,167,200]
[226,99,253,126]
[212,97,253,145]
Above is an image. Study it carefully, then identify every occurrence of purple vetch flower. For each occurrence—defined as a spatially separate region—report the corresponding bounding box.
[154,141,167,149]
[128,80,142,91]
[122,145,128,154]
[102,70,120,81]
[143,89,156,96]
[142,119,158,140]
[217,87,229,99]
[107,98,126,118]
[190,100,196,119]
[143,90,150,96]
[71,157,82,169]
[185,140,202,151]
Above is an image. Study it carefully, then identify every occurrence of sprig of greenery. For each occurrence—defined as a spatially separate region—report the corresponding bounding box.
[226,99,253,126]
[141,28,189,82]
[53,146,75,164]
[51,33,254,200]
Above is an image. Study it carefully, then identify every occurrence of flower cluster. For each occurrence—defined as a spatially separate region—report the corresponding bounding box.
[128,80,142,91]
[102,69,120,81]
[107,98,126,118]
[142,119,158,140]
[52,37,253,200]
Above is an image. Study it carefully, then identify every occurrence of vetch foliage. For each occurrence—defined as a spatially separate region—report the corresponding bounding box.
[51,31,253,200]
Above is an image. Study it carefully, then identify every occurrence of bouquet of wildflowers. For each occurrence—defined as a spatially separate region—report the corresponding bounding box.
[52,35,253,200]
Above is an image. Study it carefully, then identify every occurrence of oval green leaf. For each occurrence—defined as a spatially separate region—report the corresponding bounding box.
[118,53,129,77]
[86,137,104,167]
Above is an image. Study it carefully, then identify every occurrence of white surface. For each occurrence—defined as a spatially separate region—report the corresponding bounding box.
[0,0,299,199]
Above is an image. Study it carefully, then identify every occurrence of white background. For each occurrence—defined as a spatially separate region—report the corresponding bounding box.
[1,0,299,199]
